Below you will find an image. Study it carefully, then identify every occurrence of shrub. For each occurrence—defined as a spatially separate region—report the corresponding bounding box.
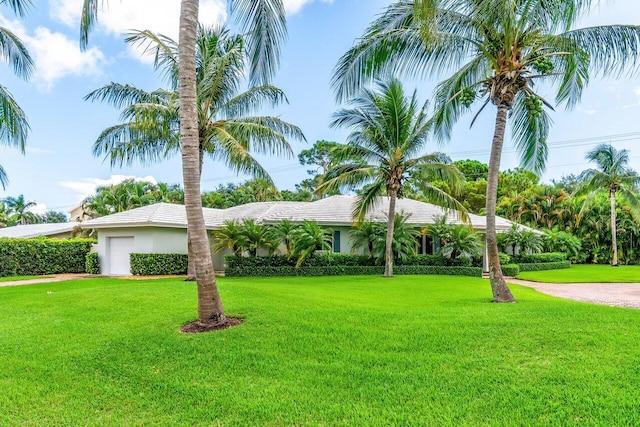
[401,255,472,267]
[502,264,520,277]
[85,252,99,274]
[518,261,571,272]
[130,253,188,275]
[0,238,95,277]
[499,253,511,265]
[224,265,482,278]
[513,252,567,264]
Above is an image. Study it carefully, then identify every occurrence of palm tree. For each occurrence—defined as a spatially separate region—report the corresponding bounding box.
[350,221,378,257]
[332,0,640,301]
[237,220,279,256]
[81,0,288,328]
[319,79,466,277]
[292,220,333,267]
[371,213,421,265]
[0,0,33,188]
[439,226,482,260]
[270,220,299,258]
[211,220,246,256]
[4,194,37,225]
[574,145,640,266]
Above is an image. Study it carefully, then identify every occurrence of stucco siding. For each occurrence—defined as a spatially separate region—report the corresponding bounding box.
[151,228,188,254]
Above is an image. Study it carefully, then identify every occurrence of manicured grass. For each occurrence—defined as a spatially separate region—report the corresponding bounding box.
[2,275,640,425]
[0,275,53,282]
[517,264,640,283]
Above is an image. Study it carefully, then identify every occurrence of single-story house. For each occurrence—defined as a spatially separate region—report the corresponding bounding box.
[81,195,530,276]
[0,222,80,239]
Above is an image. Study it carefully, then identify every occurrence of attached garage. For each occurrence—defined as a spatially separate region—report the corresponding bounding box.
[107,236,134,275]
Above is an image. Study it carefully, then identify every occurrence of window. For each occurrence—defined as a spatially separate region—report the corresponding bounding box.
[333,230,341,253]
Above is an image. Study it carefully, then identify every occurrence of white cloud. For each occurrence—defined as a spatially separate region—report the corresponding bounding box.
[577,106,597,115]
[283,0,334,15]
[50,0,226,41]
[28,202,48,215]
[0,15,106,91]
[59,175,158,200]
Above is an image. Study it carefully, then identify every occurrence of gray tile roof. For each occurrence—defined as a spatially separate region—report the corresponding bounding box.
[80,197,527,232]
[0,222,79,238]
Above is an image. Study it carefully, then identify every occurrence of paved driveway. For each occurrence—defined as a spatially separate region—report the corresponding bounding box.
[508,278,640,309]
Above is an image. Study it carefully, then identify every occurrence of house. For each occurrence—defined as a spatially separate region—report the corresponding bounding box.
[0,222,80,239]
[82,195,528,276]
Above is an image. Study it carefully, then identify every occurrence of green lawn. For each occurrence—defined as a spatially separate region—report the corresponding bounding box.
[517,264,640,283]
[2,275,640,425]
[0,275,54,282]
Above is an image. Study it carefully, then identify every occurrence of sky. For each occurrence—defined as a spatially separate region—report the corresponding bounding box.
[0,0,640,216]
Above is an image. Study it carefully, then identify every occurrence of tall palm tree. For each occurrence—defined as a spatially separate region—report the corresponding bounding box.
[319,79,466,277]
[81,0,288,327]
[0,0,34,188]
[574,144,640,267]
[332,0,640,301]
[4,194,37,225]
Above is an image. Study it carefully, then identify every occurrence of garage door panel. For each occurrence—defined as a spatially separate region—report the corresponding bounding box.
[109,237,134,275]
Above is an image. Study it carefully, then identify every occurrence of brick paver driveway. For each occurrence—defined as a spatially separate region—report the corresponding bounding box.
[508,278,640,309]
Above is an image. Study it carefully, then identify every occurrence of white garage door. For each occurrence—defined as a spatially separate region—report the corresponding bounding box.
[108,237,134,275]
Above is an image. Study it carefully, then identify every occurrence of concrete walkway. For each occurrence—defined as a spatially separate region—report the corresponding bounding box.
[508,278,640,309]
[0,274,91,287]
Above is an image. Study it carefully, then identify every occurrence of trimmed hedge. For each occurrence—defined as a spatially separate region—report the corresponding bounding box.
[0,237,95,277]
[502,264,520,277]
[518,261,571,272]
[85,252,99,274]
[401,255,473,267]
[224,265,482,278]
[513,252,567,264]
[130,253,188,275]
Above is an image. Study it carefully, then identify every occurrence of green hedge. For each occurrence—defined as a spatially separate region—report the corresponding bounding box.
[225,253,474,270]
[502,264,520,277]
[0,238,95,277]
[225,265,482,278]
[513,252,567,264]
[518,261,571,272]
[85,252,99,274]
[130,253,188,275]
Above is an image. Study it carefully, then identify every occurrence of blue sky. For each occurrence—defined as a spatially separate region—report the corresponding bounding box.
[0,0,639,216]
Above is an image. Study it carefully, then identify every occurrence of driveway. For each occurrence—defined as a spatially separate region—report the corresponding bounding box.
[508,278,640,309]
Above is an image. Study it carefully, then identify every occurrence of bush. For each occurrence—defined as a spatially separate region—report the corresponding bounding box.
[513,252,567,264]
[401,255,473,267]
[224,265,482,278]
[0,238,95,277]
[502,264,520,277]
[85,252,99,274]
[518,261,571,272]
[130,253,188,275]
[499,253,511,265]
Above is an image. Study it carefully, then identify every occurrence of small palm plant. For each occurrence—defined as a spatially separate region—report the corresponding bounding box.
[574,144,640,266]
[440,226,482,260]
[292,220,333,267]
[237,220,279,257]
[269,220,300,258]
[371,213,420,265]
[350,221,378,258]
[211,221,246,256]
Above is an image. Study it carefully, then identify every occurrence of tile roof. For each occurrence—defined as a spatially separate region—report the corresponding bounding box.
[80,197,527,232]
[0,222,79,238]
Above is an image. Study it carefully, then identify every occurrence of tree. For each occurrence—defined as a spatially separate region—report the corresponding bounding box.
[237,220,278,256]
[270,220,300,258]
[320,79,466,277]
[574,145,640,266]
[0,1,33,189]
[333,0,640,301]
[40,211,69,224]
[211,220,246,256]
[371,213,420,265]
[83,180,159,218]
[350,221,378,257]
[454,159,488,182]
[3,194,37,225]
[292,220,333,267]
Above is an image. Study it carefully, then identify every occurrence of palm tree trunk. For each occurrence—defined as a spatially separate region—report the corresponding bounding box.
[186,147,206,281]
[486,105,516,302]
[610,189,618,266]
[179,0,226,325]
[384,191,397,277]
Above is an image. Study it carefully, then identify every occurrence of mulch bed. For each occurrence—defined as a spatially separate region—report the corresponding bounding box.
[180,317,244,333]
